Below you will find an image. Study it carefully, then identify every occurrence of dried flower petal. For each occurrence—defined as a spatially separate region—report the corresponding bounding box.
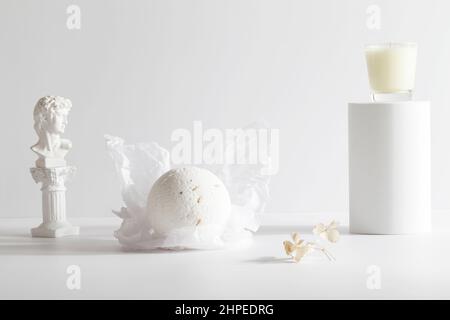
[283,240,296,255]
[326,228,340,243]
[328,220,339,229]
[292,232,301,244]
[312,223,326,235]
[313,220,340,243]
[294,244,311,262]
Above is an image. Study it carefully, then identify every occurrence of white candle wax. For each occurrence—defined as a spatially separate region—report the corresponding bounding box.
[365,43,417,94]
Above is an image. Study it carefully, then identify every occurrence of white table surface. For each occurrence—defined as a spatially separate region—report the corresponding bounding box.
[1,212,449,300]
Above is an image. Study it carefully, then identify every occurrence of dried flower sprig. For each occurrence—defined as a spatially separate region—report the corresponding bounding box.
[283,232,335,263]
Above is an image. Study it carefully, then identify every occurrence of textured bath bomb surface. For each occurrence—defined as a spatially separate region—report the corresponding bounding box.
[147,167,231,235]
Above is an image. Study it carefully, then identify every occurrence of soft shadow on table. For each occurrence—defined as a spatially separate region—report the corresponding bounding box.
[256,225,349,236]
[0,237,123,256]
[0,225,116,239]
[243,256,295,264]
[0,237,194,256]
[0,223,183,256]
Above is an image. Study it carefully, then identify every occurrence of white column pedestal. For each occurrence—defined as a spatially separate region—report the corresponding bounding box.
[348,101,431,234]
[30,166,79,237]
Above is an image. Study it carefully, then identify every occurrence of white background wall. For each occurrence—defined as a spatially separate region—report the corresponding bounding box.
[1,0,449,218]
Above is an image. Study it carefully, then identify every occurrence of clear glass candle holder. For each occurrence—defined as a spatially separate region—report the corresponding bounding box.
[365,42,417,102]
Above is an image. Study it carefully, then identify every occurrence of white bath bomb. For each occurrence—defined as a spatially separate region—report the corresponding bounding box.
[147,167,231,235]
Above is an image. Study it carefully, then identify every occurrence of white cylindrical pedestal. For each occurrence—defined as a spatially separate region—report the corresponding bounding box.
[348,101,431,234]
[30,166,79,237]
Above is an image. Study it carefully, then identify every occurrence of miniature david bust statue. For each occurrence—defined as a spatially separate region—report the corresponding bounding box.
[31,96,73,168]
[30,95,79,237]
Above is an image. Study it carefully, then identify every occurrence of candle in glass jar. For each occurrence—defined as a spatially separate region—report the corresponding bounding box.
[365,43,417,94]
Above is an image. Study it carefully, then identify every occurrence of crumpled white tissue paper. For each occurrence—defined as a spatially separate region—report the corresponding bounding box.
[105,133,271,250]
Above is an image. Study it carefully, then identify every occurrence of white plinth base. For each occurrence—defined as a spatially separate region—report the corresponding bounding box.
[30,166,79,238]
[348,101,431,234]
[31,222,79,238]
